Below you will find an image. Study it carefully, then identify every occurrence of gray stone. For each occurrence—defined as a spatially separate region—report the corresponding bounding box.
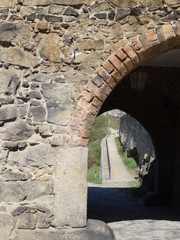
[3,168,30,181]
[63,7,79,17]
[21,181,54,200]
[0,22,31,46]
[28,90,42,99]
[94,13,107,19]
[164,0,179,6]
[116,9,131,21]
[30,106,46,122]
[0,67,21,105]
[18,213,37,229]
[44,15,63,22]
[36,212,51,229]
[0,182,26,202]
[0,105,18,122]
[42,82,73,125]
[140,0,162,6]
[0,214,16,240]
[0,120,34,141]
[0,47,39,68]
[11,206,28,216]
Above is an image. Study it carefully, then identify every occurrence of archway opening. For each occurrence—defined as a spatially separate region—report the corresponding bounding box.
[87,47,180,225]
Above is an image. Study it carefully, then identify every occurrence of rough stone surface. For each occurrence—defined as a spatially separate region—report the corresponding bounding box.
[0,0,179,236]
[0,0,15,8]
[53,147,88,228]
[0,48,39,68]
[38,34,60,62]
[0,214,16,240]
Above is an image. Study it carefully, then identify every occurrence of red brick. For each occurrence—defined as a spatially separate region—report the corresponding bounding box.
[111,69,123,83]
[100,82,112,96]
[146,30,158,42]
[108,76,117,89]
[131,37,143,51]
[86,103,98,115]
[124,58,134,72]
[86,81,107,102]
[70,117,82,127]
[80,138,89,147]
[123,44,140,67]
[92,75,104,88]
[80,130,91,139]
[83,112,96,125]
[109,55,128,77]
[102,60,115,74]
[73,109,85,119]
[98,66,111,84]
[92,97,103,108]
[82,90,94,103]
[115,49,127,61]
[78,97,89,108]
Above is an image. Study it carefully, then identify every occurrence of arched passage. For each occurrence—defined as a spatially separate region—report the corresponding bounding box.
[56,21,180,228]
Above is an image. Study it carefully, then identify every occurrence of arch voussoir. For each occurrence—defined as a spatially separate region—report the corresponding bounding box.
[71,23,180,147]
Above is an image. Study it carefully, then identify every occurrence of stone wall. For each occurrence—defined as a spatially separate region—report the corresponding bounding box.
[0,0,180,238]
[119,113,155,176]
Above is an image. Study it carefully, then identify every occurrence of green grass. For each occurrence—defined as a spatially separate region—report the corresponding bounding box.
[109,125,118,130]
[88,114,108,184]
[115,137,138,171]
[88,165,102,184]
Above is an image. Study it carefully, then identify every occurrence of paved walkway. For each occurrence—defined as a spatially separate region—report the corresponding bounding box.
[106,129,135,183]
[87,129,180,240]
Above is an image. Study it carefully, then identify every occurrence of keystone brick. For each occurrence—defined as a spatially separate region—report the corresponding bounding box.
[123,44,140,67]
[156,24,176,53]
[131,37,145,62]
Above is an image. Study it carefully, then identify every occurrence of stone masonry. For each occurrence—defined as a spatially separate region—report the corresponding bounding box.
[0,0,180,239]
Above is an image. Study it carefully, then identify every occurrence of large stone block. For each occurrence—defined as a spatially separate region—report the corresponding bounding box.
[0,214,16,240]
[7,144,56,168]
[0,22,31,46]
[0,120,34,141]
[38,33,60,62]
[0,47,39,68]
[107,0,138,7]
[0,0,15,8]
[42,82,73,125]
[140,0,162,6]
[53,147,88,228]
[0,183,26,202]
[164,0,180,6]
[0,105,18,121]
[23,0,51,6]
[0,67,21,105]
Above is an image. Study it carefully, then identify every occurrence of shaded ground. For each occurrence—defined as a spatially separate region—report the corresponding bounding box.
[87,185,180,240]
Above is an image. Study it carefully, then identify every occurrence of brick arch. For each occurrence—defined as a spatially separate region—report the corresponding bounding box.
[69,21,180,147]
